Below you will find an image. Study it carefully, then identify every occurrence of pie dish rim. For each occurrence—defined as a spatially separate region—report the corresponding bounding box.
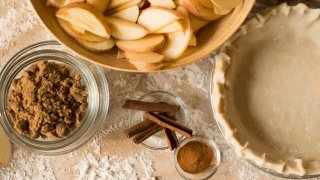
[211,3,320,176]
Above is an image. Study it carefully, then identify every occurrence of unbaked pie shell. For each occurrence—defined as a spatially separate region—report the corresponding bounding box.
[212,3,320,176]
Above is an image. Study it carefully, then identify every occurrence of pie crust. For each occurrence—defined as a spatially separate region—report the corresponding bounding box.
[212,3,320,176]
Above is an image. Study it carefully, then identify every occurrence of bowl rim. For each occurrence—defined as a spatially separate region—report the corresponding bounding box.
[29,0,256,72]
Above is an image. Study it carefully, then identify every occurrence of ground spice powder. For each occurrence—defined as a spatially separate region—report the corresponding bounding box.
[177,141,215,174]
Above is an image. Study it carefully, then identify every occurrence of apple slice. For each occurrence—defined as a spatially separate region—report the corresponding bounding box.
[105,17,148,40]
[198,0,213,8]
[214,5,232,15]
[86,0,110,12]
[190,14,210,32]
[56,3,111,38]
[129,60,164,71]
[138,7,183,33]
[70,23,86,34]
[116,34,166,52]
[189,33,197,46]
[76,37,115,52]
[111,5,139,22]
[154,20,184,33]
[159,6,192,60]
[46,0,65,8]
[211,0,242,9]
[106,0,141,15]
[57,18,107,41]
[65,0,85,5]
[108,0,132,9]
[126,51,164,71]
[0,127,11,164]
[126,51,164,64]
[183,0,220,20]
[148,0,176,9]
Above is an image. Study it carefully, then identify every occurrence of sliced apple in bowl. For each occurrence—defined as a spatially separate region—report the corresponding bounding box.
[125,51,164,64]
[111,5,140,22]
[105,17,148,40]
[125,52,164,71]
[154,20,184,33]
[138,7,183,33]
[108,0,132,9]
[75,37,115,52]
[214,5,232,15]
[57,18,107,41]
[129,61,164,71]
[159,6,192,61]
[56,2,111,38]
[148,0,176,9]
[116,34,166,52]
[190,14,210,32]
[106,0,141,15]
[183,0,220,20]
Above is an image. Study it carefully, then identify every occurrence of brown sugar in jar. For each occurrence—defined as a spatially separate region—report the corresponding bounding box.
[177,141,216,174]
[7,61,88,139]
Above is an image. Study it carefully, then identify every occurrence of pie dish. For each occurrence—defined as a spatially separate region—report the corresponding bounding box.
[211,3,320,176]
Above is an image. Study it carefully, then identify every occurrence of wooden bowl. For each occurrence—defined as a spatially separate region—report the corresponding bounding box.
[30,0,255,72]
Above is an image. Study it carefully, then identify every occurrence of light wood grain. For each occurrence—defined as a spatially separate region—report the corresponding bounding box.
[30,0,255,72]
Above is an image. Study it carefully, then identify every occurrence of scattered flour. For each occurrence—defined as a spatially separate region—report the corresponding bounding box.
[0,1,40,49]
[0,147,56,180]
[73,152,154,180]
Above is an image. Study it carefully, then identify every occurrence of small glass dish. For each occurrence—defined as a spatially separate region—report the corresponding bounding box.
[174,135,221,180]
[0,41,109,155]
[130,91,189,150]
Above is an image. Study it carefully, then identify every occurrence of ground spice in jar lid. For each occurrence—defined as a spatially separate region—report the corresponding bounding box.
[177,141,216,174]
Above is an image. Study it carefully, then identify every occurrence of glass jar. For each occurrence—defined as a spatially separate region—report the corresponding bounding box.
[0,41,109,155]
[174,135,221,180]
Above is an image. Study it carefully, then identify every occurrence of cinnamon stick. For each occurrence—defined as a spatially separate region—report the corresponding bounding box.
[122,100,180,113]
[145,112,193,138]
[163,128,179,150]
[123,120,156,138]
[133,124,162,144]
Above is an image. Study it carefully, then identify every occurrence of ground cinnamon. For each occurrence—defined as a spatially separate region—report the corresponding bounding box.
[177,141,215,174]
